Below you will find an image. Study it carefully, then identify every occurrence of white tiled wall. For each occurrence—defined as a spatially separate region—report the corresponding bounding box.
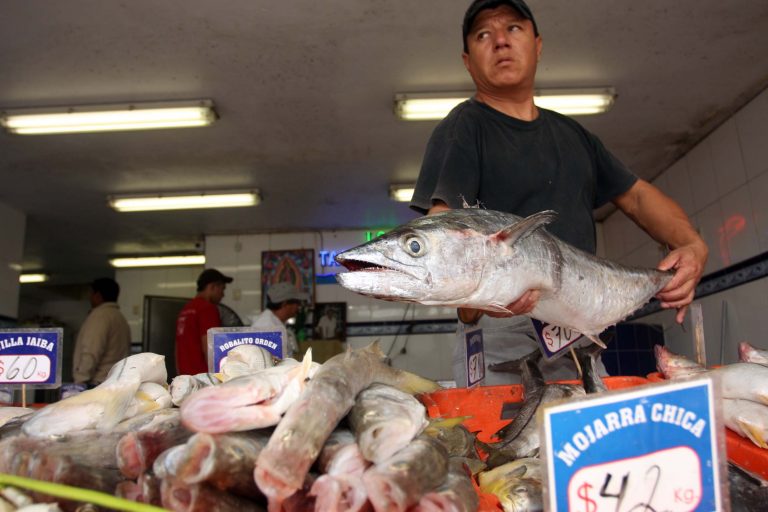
[0,201,25,319]
[603,86,768,357]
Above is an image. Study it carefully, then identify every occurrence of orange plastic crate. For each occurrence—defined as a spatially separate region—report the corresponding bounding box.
[420,376,650,511]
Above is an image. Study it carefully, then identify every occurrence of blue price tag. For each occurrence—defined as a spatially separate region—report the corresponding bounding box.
[208,327,283,373]
[541,378,725,511]
[0,328,62,388]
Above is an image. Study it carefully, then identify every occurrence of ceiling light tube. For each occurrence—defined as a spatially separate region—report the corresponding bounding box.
[1,99,216,135]
[389,184,415,202]
[110,255,206,268]
[19,273,48,284]
[394,87,616,120]
[109,190,260,212]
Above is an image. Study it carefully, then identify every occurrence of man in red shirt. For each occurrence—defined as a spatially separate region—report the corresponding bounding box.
[175,268,233,375]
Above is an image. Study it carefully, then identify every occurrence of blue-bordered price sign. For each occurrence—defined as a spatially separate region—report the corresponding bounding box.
[207,327,284,373]
[540,377,726,511]
[0,328,62,388]
[464,327,485,388]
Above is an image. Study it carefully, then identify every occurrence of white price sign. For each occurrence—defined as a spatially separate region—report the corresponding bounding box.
[0,355,52,384]
[568,446,702,511]
[531,319,585,359]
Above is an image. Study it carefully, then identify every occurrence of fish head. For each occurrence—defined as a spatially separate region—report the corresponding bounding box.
[335,213,487,304]
[498,478,542,512]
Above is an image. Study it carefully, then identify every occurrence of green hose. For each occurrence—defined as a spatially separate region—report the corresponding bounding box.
[0,473,167,511]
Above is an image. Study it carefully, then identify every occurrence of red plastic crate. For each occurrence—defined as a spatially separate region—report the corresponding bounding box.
[420,376,650,511]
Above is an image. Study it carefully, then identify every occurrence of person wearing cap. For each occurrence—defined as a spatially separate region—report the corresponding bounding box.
[72,277,132,387]
[175,268,233,375]
[250,282,308,359]
[410,0,707,385]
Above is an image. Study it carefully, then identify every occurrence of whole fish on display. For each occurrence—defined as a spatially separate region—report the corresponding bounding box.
[170,373,220,407]
[335,208,671,346]
[348,383,429,464]
[477,458,543,512]
[655,345,768,448]
[22,352,167,438]
[361,434,449,512]
[218,344,276,381]
[180,350,314,433]
[655,345,768,404]
[175,430,273,498]
[309,432,371,512]
[485,351,584,467]
[574,344,608,394]
[411,457,479,512]
[254,342,439,507]
[739,341,768,366]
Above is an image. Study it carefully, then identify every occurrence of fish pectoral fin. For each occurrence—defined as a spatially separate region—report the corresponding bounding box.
[491,210,557,246]
[486,303,513,314]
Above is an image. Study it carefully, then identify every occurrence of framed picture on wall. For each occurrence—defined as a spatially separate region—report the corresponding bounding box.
[261,249,315,309]
[313,302,346,341]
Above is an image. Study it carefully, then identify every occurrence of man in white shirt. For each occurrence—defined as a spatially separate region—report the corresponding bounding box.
[72,277,132,386]
[251,282,308,359]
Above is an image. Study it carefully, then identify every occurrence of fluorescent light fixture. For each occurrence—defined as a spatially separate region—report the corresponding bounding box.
[394,87,616,120]
[19,273,48,284]
[110,255,206,268]
[534,88,616,115]
[1,99,216,135]
[109,190,260,212]
[389,184,415,202]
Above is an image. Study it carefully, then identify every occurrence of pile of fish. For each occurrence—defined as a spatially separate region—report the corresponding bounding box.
[655,341,768,449]
[0,342,495,512]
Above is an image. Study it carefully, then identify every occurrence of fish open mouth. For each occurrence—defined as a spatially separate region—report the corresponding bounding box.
[337,258,391,273]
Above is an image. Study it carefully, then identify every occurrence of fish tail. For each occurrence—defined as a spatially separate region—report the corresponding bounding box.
[392,369,441,395]
[585,334,607,349]
[740,421,768,449]
[426,416,472,430]
[300,347,313,378]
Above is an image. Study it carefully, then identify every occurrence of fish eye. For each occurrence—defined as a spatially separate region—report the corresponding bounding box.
[402,236,426,257]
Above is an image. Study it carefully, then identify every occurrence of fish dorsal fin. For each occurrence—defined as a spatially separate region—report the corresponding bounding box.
[491,210,557,245]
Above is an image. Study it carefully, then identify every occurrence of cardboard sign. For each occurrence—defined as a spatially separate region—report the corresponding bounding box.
[464,327,485,388]
[0,328,62,388]
[207,327,283,373]
[532,319,585,359]
[541,378,725,512]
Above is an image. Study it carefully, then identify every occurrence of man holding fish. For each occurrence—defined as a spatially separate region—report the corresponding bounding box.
[410,0,708,384]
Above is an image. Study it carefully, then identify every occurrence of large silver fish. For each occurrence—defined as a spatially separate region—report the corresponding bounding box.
[335,208,671,344]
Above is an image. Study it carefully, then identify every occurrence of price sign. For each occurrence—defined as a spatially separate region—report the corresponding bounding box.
[0,355,52,383]
[541,378,726,511]
[531,319,584,359]
[463,327,485,388]
[0,328,62,388]
[207,327,283,373]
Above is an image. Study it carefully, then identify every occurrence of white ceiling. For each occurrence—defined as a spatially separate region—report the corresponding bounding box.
[1,0,767,287]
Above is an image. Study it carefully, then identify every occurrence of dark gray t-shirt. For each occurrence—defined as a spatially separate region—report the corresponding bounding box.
[410,99,637,253]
